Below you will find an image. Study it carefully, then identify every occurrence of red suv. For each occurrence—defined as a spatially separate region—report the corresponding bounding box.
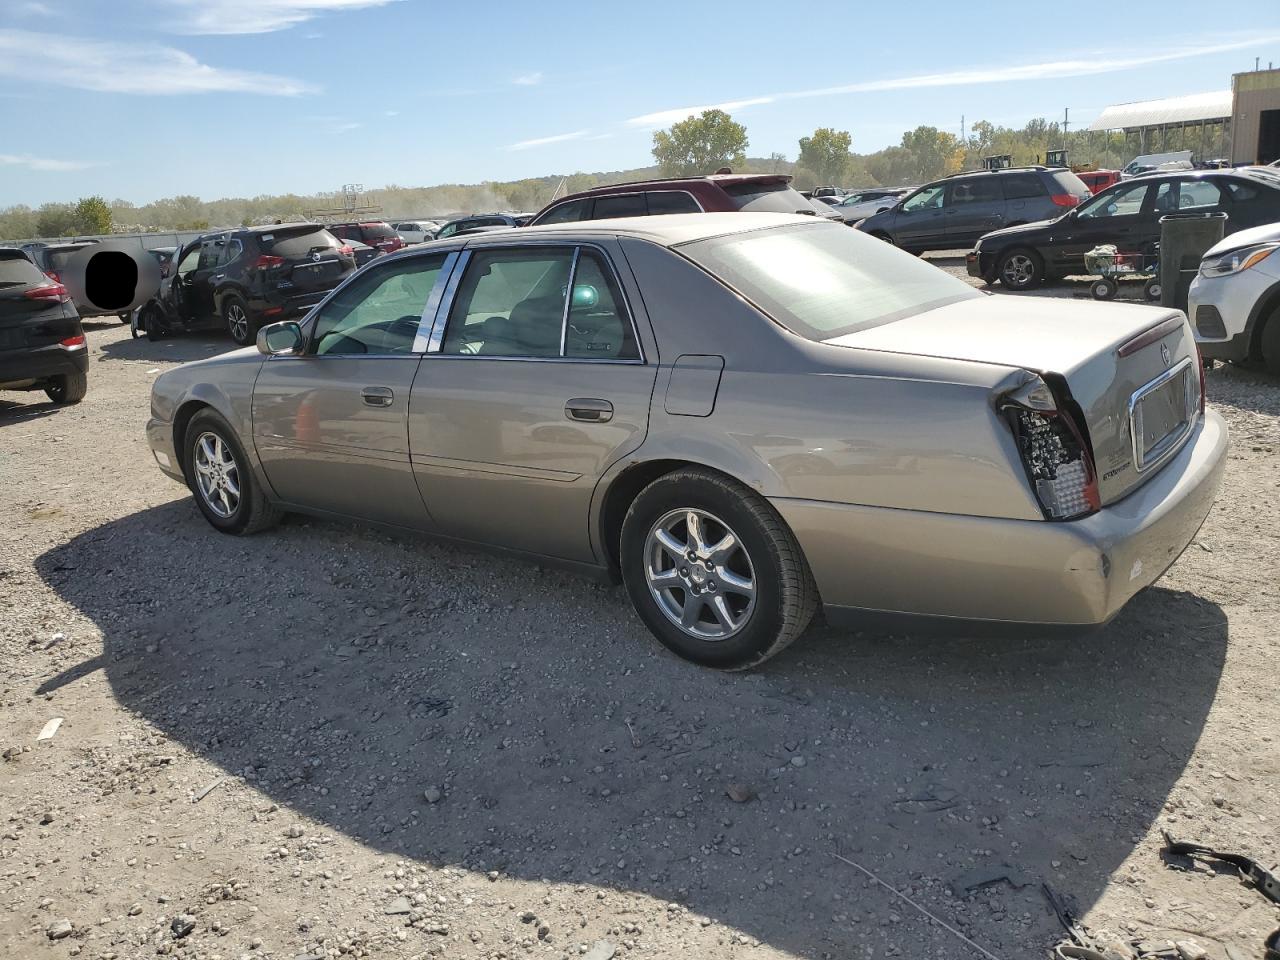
[327,221,404,254]
[529,174,836,225]
[1076,170,1121,195]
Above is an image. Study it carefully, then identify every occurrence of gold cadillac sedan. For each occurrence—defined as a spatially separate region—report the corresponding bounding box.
[147,214,1227,668]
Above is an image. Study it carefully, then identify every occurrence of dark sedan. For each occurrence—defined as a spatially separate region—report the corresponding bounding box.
[969,168,1280,289]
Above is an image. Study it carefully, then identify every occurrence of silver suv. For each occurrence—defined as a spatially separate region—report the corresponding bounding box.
[857,166,1092,254]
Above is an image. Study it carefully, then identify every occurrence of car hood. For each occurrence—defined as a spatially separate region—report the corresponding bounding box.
[1201,220,1280,257]
[976,216,1060,244]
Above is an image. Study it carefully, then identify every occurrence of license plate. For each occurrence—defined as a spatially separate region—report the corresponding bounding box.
[1132,363,1191,469]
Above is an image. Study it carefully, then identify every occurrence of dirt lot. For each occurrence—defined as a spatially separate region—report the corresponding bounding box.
[2,274,1278,960]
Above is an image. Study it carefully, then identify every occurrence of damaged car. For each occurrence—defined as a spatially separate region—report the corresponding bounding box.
[146,213,1227,669]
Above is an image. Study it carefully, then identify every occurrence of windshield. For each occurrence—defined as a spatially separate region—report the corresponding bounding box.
[359,222,398,242]
[264,227,340,257]
[0,252,47,286]
[681,221,979,340]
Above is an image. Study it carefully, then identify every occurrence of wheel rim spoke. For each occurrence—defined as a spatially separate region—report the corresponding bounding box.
[644,506,756,642]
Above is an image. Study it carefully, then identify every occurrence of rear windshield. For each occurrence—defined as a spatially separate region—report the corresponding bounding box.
[720,181,819,215]
[261,227,340,258]
[0,252,47,285]
[46,246,92,274]
[1050,170,1090,194]
[358,222,398,242]
[680,221,979,340]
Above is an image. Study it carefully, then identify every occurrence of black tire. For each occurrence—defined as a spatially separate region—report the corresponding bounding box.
[222,294,255,346]
[118,311,131,324]
[1261,310,1280,377]
[44,370,87,405]
[619,468,818,670]
[869,231,894,245]
[997,247,1044,290]
[183,409,281,535]
[1143,278,1162,302]
[144,305,168,342]
[1091,278,1118,300]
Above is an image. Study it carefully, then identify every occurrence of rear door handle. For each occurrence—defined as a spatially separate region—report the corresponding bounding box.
[565,398,613,422]
[361,386,394,407]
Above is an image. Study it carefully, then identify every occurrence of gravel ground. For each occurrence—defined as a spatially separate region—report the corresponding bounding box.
[2,280,1278,960]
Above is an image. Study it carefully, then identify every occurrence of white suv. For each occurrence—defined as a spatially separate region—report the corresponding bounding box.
[1188,222,1280,374]
[392,220,438,244]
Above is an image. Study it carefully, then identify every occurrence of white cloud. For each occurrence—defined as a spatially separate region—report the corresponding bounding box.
[384,109,400,117]
[0,153,95,173]
[169,0,401,35]
[506,130,590,152]
[12,1,54,15]
[513,71,543,86]
[0,30,317,96]
[625,35,1280,127]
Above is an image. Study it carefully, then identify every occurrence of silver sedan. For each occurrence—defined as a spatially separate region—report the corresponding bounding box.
[147,213,1227,668]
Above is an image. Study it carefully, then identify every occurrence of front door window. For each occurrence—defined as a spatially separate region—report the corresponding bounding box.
[901,184,945,213]
[309,254,447,355]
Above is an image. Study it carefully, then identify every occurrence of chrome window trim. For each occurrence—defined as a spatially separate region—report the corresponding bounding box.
[558,247,581,356]
[424,250,471,353]
[1128,356,1197,473]
[425,240,646,364]
[411,250,460,353]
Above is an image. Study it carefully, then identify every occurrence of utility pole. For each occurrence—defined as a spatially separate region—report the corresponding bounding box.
[961,114,965,143]
[1063,107,1070,143]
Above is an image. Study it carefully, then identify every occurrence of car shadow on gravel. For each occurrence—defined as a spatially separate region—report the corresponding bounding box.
[35,502,1228,959]
[0,397,65,425]
[95,333,231,364]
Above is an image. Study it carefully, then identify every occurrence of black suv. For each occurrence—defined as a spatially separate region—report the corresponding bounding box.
[968,167,1280,289]
[0,248,88,405]
[857,166,1091,254]
[137,224,356,345]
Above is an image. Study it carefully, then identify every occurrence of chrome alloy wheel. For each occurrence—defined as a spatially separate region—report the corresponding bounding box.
[193,431,241,519]
[1001,253,1035,287]
[226,303,249,342]
[645,508,756,641]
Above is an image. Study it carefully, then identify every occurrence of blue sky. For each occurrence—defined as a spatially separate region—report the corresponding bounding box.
[1,0,1278,207]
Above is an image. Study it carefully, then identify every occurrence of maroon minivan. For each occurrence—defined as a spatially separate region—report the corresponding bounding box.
[327,221,405,254]
[529,174,838,225]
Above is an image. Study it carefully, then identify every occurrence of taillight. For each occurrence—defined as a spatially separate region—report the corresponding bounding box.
[24,281,70,302]
[1050,194,1080,207]
[58,334,86,349]
[338,245,354,256]
[45,270,61,283]
[1002,377,1100,520]
[253,254,286,270]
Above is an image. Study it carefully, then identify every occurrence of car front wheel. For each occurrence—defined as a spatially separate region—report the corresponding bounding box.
[222,295,254,346]
[1261,308,1280,377]
[997,248,1044,290]
[620,468,818,670]
[184,410,280,535]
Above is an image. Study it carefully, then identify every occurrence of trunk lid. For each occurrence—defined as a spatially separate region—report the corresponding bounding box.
[825,295,1202,504]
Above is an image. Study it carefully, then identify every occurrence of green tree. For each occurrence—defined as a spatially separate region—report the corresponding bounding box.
[652,109,748,177]
[898,126,962,182]
[73,195,112,236]
[797,128,853,185]
[35,203,77,238]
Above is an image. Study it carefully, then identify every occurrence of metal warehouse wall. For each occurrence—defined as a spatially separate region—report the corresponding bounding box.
[1231,68,1280,165]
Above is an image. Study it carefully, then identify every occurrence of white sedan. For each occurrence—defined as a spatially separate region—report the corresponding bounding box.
[828,189,909,224]
[1188,221,1280,374]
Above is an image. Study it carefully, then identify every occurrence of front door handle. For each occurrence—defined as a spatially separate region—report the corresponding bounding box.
[361,386,394,407]
[565,398,613,423]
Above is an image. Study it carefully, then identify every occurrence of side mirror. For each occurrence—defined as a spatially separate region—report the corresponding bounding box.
[257,320,304,356]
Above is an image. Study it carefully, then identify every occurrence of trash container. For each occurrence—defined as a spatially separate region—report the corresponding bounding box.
[1159,212,1227,312]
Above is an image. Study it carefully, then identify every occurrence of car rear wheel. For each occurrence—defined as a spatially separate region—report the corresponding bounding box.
[44,371,87,405]
[184,409,280,535]
[868,231,894,245]
[222,295,254,346]
[997,248,1043,290]
[619,468,818,670]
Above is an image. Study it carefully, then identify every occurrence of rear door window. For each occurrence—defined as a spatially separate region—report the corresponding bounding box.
[441,248,574,357]
[1176,179,1224,212]
[1001,174,1045,200]
[592,194,648,219]
[197,237,226,270]
[947,177,1002,205]
[646,191,701,214]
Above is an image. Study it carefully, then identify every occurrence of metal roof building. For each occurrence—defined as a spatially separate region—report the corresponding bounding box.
[1087,91,1232,131]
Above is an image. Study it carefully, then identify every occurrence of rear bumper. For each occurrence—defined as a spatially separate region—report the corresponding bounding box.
[773,409,1227,630]
[249,288,331,320]
[967,250,994,279]
[0,343,88,387]
[146,416,185,482]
